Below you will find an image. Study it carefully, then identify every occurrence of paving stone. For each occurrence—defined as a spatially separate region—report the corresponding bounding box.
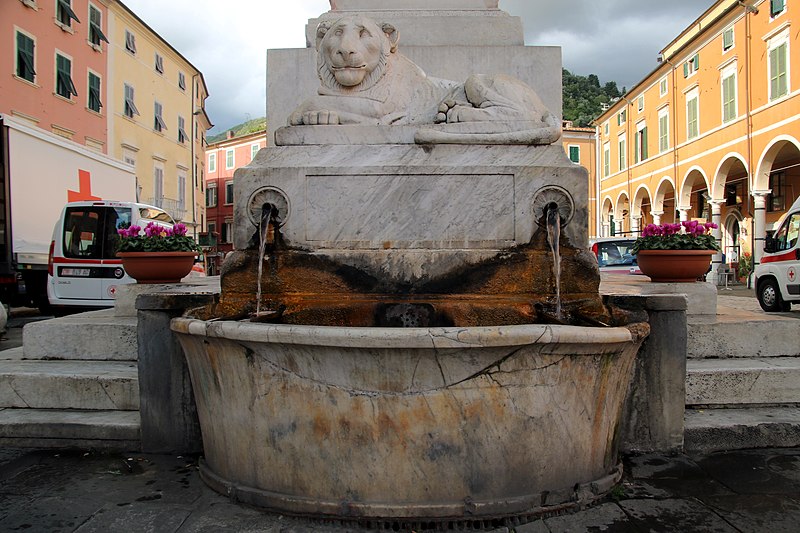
[623,452,736,499]
[701,494,800,533]
[544,502,636,532]
[74,502,191,533]
[618,498,738,532]
[696,448,800,495]
[514,519,550,532]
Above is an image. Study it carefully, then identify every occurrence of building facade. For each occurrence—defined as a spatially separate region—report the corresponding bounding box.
[205,129,267,272]
[562,121,599,238]
[594,0,799,279]
[106,0,211,234]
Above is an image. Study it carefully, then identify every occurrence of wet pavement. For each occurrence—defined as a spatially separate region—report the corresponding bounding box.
[1,446,799,532]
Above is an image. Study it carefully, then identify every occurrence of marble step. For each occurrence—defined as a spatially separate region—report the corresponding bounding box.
[684,407,800,454]
[22,310,138,361]
[0,360,139,410]
[687,315,800,359]
[0,408,140,450]
[686,357,800,406]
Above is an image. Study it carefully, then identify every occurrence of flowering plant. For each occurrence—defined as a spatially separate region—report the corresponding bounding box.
[632,220,721,254]
[116,222,199,253]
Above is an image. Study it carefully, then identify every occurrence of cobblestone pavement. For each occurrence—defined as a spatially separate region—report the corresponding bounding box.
[1,447,799,532]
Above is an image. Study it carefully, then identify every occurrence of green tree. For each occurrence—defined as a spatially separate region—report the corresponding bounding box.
[562,69,623,127]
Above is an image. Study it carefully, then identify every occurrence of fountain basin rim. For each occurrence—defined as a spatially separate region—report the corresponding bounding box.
[171,317,636,350]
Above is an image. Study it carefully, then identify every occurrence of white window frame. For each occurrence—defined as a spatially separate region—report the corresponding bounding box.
[154,101,167,132]
[636,95,644,113]
[123,83,139,118]
[658,107,669,153]
[251,143,260,161]
[603,121,609,137]
[225,149,234,170]
[618,133,626,172]
[659,77,668,97]
[685,87,699,141]
[223,221,233,244]
[208,153,217,173]
[225,181,234,205]
[154,52,164,74]
[634,120,648,164]
[684,53,699,78]
[125,29,136,54]
[767,29,790,102]
[87,3,108,49]
[87,68,102,113]
[603,142,610,178]
[207,221,216,236]
[617,109,626,126]
[178,71,186,91]
[770,0,787,20]
[206,185,217,208]
[54,49,77,100]
[153,164,164,207]
[567,145,580,164]
[14,28,37,84]
[722,26,735,52]
[177,172,186,212]
[721,63,738,123]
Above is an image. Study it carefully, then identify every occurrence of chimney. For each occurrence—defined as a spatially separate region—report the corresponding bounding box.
[227,130,235,139]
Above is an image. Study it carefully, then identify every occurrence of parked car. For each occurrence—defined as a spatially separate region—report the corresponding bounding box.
[754,195,800,312]
[590,237,641,274]
[47,201,175,312]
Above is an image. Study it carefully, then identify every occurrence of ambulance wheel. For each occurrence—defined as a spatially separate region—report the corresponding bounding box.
[757,278,789,312]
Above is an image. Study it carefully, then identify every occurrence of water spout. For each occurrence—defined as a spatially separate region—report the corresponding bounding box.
[545,203,562,318]
[255,203,278,318]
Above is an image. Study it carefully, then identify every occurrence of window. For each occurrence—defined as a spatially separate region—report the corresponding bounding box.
[634,122,648,164]
[87,71,102,112]
[15,31,36,83]
[56,0,80,28]
[225,149,234,169]
[768,171,786,212]
[603,121,609,137]
[637,95,644,113]
[722,26,734,52]
[696,191,708,219]
[154,101,167,132]
[251,143,260,161]
[721,66,737,122]
[617,109,626,126]
[153,166,164,207]
[155,53,164,74]
[683,54,699,78]
[773,213,800,252]
[618,134,626,171]
[88,5,108,47]
[207,221,216,236]
[223,221,233,244]
[659,77,668,97]
[725,182,743,207]
[603,143,610,177]
[568,145,580,163]
[768,34,789,101]
[208,153,216,173]
[658,107,669,153]
[177,173,186,212]
[178,72,186,91]
[225,181,234,204]
[771,0,786,18]
[55,53,77,99]
[124,83,139,118]
[686,89,699,140]
[125,30,136,54]
[206,186,217,207]
[178,116,188,143]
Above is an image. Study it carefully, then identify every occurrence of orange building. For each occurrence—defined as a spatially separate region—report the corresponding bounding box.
[2,0,110,151]
[594,0,799,280]
[205,129,267,272]
[562,121,599,238]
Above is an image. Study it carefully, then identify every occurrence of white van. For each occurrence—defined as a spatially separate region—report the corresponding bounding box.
[47,201,175,311]
[754,195,800,312]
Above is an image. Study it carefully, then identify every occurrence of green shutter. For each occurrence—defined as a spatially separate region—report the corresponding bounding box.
[771,0,785,17]
[683,62,689,78]
[16,32,35,81]
[693,55,699,70]
[642,127,648,160]
[723,28,734,50]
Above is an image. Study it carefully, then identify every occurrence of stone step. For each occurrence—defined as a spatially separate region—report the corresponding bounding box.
[22,310,138,361]
[0,360,139,410]
[686,357,800,406]
[0,408,140,450]
[687,314,800,359]
[684,407,800,454]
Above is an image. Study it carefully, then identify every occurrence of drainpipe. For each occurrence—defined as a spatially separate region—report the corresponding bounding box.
[622,95,633,236]
[743,3,757,267]
[191,74,198,240]
[662,56,680,223]
[595,123,602,237]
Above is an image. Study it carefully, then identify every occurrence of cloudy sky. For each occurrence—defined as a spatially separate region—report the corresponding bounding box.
[123,0,709,133]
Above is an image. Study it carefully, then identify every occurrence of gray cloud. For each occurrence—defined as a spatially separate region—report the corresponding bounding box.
[124,0,713,132]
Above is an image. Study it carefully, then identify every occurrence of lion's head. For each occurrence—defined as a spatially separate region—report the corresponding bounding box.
[316,16,399,93]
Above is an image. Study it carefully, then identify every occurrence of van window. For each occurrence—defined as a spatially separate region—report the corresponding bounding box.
[596,241,636,267]
[138,208,174,224]
[774,213,800,251]
[63,206,131,259]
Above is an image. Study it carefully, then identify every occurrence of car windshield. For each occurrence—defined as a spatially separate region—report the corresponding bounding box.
[596,241,636,267]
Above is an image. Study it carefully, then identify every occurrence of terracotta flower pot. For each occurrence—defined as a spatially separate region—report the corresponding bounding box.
[117,251,197,284]
[635,249,715,282]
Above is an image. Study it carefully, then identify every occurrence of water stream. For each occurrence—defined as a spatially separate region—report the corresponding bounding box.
[546,205,562,318]
[255,204,276,317]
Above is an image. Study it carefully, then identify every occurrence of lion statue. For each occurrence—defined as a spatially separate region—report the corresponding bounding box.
[287,15,560,145]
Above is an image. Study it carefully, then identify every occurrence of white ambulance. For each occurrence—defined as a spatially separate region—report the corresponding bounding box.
[754,195,800,312]
[47,201,175,312]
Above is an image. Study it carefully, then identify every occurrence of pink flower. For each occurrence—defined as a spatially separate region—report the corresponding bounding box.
[172,223,187,236]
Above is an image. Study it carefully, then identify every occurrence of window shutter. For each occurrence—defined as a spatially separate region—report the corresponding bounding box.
[693,55,699,70]
[683,62,689,78]
[642,127,648,160]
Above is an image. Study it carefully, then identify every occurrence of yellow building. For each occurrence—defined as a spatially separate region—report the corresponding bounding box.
[562,121,599,238]
[106,1,212,235]
[594,0,799,278]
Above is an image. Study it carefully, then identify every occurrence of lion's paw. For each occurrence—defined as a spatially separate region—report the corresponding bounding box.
[292,111,341,126]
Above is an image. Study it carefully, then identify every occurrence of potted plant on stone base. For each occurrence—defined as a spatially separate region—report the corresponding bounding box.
[632,220,720,282]
[116,222,199,283]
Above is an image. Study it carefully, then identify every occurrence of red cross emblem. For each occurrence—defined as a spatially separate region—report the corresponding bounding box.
[789,267,797,283]
[107,285,117,297]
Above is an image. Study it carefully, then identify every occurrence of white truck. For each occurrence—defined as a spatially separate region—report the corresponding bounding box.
[0,114,136,311]
[754,195,800,312]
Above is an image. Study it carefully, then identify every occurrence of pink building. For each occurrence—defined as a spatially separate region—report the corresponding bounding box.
[1,0,109,151]
[205,129,267,272]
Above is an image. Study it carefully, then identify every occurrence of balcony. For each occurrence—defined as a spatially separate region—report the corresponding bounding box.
[145,197,187,222]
